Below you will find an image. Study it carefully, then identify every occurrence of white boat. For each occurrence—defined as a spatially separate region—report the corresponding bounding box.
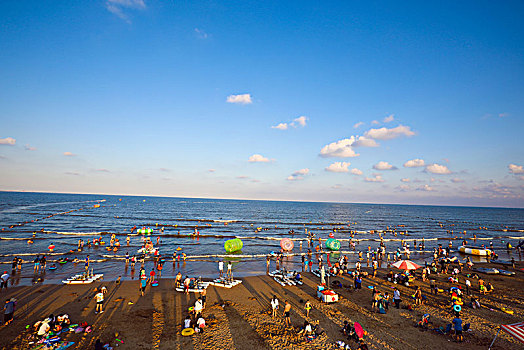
[209,278,242,288]
[62,273,104,284]
[458,245,492,256]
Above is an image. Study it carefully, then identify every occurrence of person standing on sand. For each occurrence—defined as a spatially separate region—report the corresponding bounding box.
[175,272,182,288]
[283,300,291,326]
[140,277,147,296]
[393,288,401,309]
[305,300,312,317]
[271,295,279,318]
[149,268,156,283]
[266,256,270,274]
[201,288,207,308]
[94,289,104,314]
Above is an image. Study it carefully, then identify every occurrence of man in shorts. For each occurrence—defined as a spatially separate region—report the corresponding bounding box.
[140,277,147,296]
[94,289,104,314]
[283,300,291,326]
[3,298,16,325]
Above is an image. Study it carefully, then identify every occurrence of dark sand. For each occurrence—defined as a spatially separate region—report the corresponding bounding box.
[0,262,523,349]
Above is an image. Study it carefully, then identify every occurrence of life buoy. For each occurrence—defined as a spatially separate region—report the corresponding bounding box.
[453,305,461,312]
[181,328,194,336]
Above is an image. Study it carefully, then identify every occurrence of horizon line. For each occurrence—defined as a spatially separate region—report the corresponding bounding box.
[0,189,522,210]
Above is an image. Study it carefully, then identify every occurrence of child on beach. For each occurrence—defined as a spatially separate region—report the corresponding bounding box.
[271,295,279,318]
[305,300,312,317]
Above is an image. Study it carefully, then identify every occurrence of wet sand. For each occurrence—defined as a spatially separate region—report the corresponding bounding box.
[0,263,523,350]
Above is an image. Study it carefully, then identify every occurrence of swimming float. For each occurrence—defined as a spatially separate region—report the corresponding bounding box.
[453,305,461,312]
[280,238,294,251]
[48,244,55,250]
[501,307,514,314]
[152,281,159,287]
[181,328,194,336]
[224,238,243,253]
[325,238,341,251]
[458,245,491,256]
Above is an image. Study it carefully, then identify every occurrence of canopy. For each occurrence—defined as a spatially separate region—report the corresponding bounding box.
[391,260,421,271]
[502,322,524,343]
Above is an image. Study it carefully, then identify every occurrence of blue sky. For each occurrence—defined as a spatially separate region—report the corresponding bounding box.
[1,1,523,207]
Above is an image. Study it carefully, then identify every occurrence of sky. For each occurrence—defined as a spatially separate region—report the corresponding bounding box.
[1,1,523,208]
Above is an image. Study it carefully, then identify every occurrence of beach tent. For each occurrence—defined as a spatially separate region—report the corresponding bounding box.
[488,321,524,349]
[391,260,421,271]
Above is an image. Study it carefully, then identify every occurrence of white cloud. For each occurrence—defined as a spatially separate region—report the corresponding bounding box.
[364,174,384,182]
[325,162,351,173]
[508,164,524,174]
[24,144,36,151]
[287,168,309,181]
[351,168,363,176]
[451,178,464,183]
[159,168,170,172]
[63,152,76,157]
[425,163,451,174]
[194,28,208,39]
[383,114,394,123]
[364,125,415,140]
[499,113,508,118]
[417,184,434,192]
[271,123,288,130]
[401,178,411,183]
[106,0,146,22]
[208,169,215,173]
[353,122,364,129]
[248,154,270,163]
[397,184,411,191]
[291,116,307,127]
[403,158,425,168]
[353,136,379,147]
[226,94,252,104]
[0,137,16,145]
[371,120,380,125]
[373,161,397,171]
[319,137,360,158]
[273,116,307,130]
[65,171,80,176]
[236,175,249,179]
[96,169,110,173]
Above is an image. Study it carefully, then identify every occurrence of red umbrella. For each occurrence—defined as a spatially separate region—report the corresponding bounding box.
[392,260,421,271]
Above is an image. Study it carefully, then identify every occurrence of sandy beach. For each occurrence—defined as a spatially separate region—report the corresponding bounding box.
[0,261,522,350]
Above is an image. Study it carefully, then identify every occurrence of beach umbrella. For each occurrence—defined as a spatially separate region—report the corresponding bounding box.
[392,260,421,271]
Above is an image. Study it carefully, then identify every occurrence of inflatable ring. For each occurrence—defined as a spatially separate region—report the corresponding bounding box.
[181,327,194,336]
[152,282,159,287]
[453,305,461,312]
[188,306,194,311]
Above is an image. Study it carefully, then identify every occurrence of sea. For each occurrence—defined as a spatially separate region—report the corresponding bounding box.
[1,192,523,286]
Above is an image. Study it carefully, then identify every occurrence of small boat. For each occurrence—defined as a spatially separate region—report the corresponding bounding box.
[62,273,103,284]
[475,268,498,274]
[458,245,492,256]
[490,260,513,266]
[497,269,516,276]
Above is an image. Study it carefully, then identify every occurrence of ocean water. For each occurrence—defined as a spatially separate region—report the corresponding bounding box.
[0,192,523,286]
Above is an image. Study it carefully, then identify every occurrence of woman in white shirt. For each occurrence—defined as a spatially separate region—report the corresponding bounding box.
[271,295,279,318]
